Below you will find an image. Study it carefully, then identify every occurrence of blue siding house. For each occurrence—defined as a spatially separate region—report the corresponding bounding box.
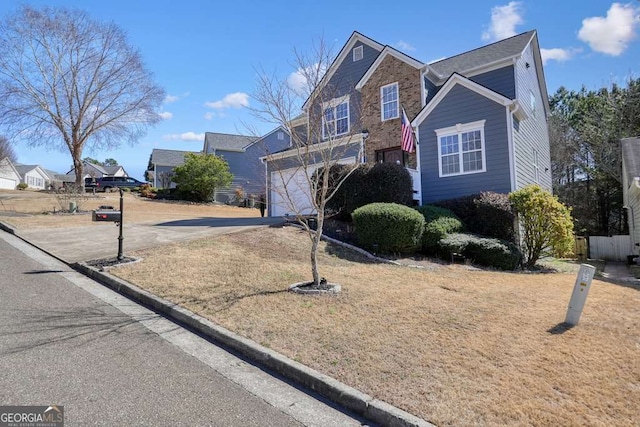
[264,30,552,216]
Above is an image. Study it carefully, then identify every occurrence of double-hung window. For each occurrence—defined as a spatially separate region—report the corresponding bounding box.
[322,96,349,139]
[435,120,486,177]
[380,82,399,121]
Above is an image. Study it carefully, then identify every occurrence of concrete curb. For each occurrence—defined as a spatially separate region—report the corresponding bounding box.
[73,262,434,427]
[0,220,15,235]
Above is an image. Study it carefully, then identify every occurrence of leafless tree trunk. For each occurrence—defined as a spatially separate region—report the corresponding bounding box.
[0,5,165,185]
[252,38,366,287]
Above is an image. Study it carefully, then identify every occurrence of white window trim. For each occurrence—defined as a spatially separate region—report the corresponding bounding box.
[533,148,540,183]
[380,82,399,121]
[353,45,363,62]
[435,120,487,177]
[322,95,350,140]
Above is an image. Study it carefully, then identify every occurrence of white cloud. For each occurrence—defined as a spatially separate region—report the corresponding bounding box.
[204,112,214,120]
[164,94,179,104]
[540,47,582,64]
[163,132,205,141]
[482,1,524,42]
[158,111,173,120]
[396,40,416,52]
[287,63,327,96]
[204,92,249,110]
[578,3,640,56]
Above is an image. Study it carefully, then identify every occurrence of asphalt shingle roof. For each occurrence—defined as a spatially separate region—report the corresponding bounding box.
[103,165,124,175]
[622,137,640,184]
[14,164,41,177]
[429,30,536,78]
[204,132,257,151]
[151,149,198,167]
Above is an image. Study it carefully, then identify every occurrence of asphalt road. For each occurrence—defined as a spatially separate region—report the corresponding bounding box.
[0,231,365,426]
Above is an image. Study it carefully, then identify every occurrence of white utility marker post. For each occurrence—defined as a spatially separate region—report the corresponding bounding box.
[565,264,596,326]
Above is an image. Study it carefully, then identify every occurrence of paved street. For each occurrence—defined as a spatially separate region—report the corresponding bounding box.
[0,231,365,426]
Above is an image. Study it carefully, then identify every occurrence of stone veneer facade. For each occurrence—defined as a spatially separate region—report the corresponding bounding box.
[359,55,423,169]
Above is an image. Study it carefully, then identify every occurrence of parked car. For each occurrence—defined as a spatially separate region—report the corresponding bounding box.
[85,176,147,192]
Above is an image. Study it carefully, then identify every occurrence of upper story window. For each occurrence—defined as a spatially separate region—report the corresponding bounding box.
[322,95,350,139]
[380,82,399,121]
[435,120,487,177]
[353,45,363,62]
[529,90,537,118]
[277,131,284,140]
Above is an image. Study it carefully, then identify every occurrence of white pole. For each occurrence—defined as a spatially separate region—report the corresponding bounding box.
[564,264,596,326]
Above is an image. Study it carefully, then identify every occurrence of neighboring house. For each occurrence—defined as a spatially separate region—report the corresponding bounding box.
[263,30,552,216]
[65,161,128,183]
[621,137,640,253]
[0,157,20,190]
[203,128,291,203]
[15,164,49,190]
[149,148,198,189]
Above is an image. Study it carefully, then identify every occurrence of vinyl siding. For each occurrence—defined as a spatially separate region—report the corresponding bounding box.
[215,131,291,203]
[512,43,552,191]
[469,65,516,99]
[313,42,381,140]
[418,85,511,203]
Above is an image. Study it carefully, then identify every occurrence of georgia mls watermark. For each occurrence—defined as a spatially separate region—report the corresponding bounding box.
[0,406,63,427]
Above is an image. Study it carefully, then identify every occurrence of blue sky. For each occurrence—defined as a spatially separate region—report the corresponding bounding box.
[2,0,639,180]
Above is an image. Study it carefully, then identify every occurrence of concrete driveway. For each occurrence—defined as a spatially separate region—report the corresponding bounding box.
[14,216,284,263]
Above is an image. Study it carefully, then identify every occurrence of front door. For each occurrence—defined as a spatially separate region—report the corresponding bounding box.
[375,147,404,165]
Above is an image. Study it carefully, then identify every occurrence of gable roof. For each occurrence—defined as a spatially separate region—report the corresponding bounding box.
[301,31,384,110]
[151,149,198,167]
[412,73,514,127]
[204,132,258,152]
[355,45,424,90]
[103,165,126,175]
[428,30,536,79]
[14,164,48,179]
[84,161,108,175]
[0,156,20,180]
[622,137,640,185]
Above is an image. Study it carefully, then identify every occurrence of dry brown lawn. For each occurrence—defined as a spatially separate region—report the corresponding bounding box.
[0,189,258,229]
[112,226,640,426]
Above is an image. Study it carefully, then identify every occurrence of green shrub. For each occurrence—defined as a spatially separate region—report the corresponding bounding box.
[16,182,28,190]
[352,203,424,254]
[415,205,463,253]
[510,185,574,267]
[435,192,515,242]
[423,217,464,253]
[323,163,413,220]
[440,233,521,270]
[122,187,131,192]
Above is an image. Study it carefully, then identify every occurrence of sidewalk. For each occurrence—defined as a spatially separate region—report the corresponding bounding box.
[601,261,639,282]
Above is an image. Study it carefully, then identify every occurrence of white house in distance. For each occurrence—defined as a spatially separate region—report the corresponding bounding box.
[15,164,49,190]
[0,157,20,190]
[621,137,640,255]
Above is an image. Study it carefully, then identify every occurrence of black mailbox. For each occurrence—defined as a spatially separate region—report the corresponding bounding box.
[93,209,121,222]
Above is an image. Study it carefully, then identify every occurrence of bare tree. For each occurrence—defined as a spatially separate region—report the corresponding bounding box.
[158,171,174,189]
[0,6,165,185]
[0,135,16,162]
[252,38,367,287]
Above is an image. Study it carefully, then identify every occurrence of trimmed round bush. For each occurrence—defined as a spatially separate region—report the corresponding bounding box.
[440,233,521,270]
[323,163,413,220]
[415,205,463,253]
[435,192,515,242]
[352,203,424,254]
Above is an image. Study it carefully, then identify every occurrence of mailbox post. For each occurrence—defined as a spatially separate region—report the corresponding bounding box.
[117,188,124,260]
[92,188,125,260]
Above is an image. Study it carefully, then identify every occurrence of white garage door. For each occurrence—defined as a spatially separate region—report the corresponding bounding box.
[0,177,16,190]
[270,157,356,217]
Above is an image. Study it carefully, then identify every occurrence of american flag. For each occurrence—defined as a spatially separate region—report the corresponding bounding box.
[401,107,415,153]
